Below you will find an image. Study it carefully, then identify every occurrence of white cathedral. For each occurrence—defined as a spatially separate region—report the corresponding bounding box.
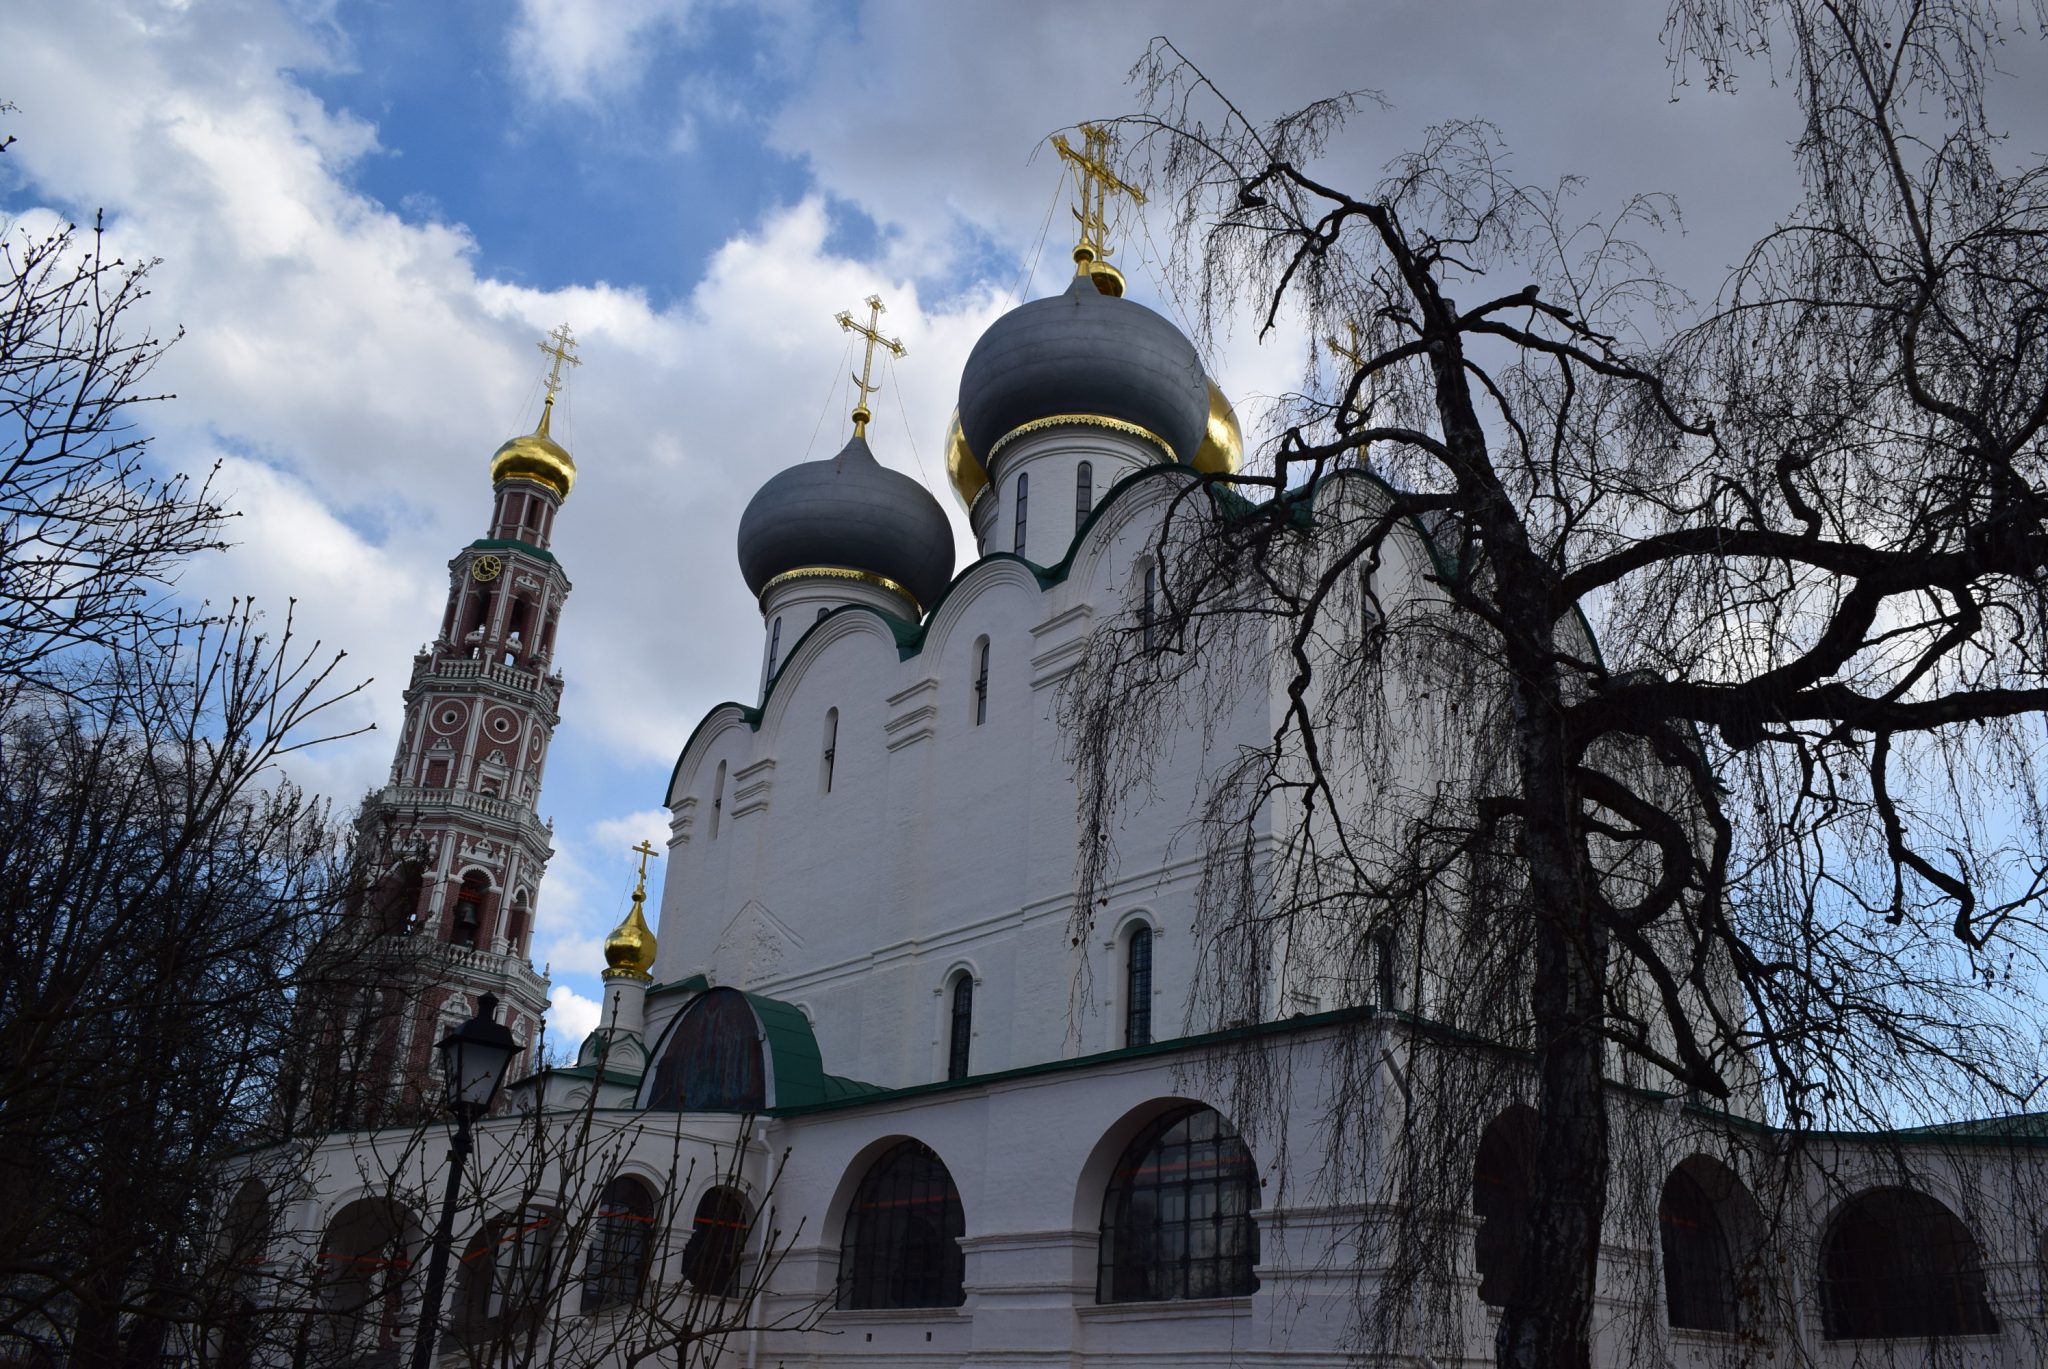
[238,148,2048,1369]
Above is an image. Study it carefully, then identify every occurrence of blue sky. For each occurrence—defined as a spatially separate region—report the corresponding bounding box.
[9,0,2041,1048]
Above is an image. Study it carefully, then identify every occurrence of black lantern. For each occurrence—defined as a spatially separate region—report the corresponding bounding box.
[436,991,517,1118]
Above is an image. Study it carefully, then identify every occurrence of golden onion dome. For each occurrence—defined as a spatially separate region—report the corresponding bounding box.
[943,379,1241,510]
[489,397,577,499]
[1193,378,1243,477]
[601,890,657,982]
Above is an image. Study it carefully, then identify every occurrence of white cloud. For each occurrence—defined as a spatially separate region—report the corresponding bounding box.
[546,983,602,1051]
[507,0,696,104]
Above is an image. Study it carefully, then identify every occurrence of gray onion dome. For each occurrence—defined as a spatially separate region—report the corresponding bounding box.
[957,273,1210,468]
[736,432,957,613]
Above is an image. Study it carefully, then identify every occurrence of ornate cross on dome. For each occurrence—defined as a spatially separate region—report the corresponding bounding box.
[1326,322,1368,370]
[836,294,905,439]
[631,838,659,884]
[1053,122,1145,267]
[537,323,582,401]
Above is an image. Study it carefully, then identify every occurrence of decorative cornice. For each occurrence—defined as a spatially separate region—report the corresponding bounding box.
[760,565,922,617]
[986,413,1176,467]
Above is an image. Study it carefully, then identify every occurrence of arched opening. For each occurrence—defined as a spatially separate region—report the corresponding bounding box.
[1140,562,1158,652]
[1075,460,1093,533]
[710,760,726,840]
[821,707,839,794]
[946,973,973,1080]
[1821,1187,1998,1339]
[1659,1158,1757,1333]
[836,1140,966,1309]
[450,872,491,950]
[972,636,990,726]
[1124,925,1153,1047]
[1472,1105,1538,1307]
[580,1177,657,1315]
[643,988,767,1111]
[1097,1103,1260,1303]
[681,1186,753,1299]
[315,1197,422,1366]
[503,893,530,957]
[452,1207,557,1346]
[1012,470,1029,553]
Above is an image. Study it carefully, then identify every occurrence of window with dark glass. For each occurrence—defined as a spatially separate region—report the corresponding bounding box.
[710,760,725,840]
[1098,1104,1260,1303]
[580,1178,656,1314]
[1124,926,1152,1047]
[836,1141,966,1309]
[947,975,973,1080]
[1013,472,1029,553]
[453,1208,555,1343]
[1141,564,1157,651]
[1821,1187,1998,1339]
[1660,1169,1737,1332]
[765,616,781,679]
[1472,1106,1537,1307]
[822,707,838,793]
[1075,461,1093,532]
[973,638,989,726]
[644,988,767,1111]
[681,1187,751,1299]
[1370,928,1397,1009]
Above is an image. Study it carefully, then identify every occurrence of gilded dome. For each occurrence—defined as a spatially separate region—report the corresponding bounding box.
[602,894,657,981]
[489,398,577,499]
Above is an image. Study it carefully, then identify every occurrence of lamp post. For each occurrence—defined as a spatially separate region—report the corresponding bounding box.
[410,993,517,1369]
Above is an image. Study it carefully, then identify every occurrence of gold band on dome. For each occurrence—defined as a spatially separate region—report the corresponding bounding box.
[987,413,1176,467]
[760,566,922,617]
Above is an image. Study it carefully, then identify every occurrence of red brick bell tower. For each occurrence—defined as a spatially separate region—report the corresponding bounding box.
[306,326,583,1129]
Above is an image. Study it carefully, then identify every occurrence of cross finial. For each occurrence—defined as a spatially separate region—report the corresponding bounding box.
[537,323,582,402]
[1053,123,1145,274]
[834,294,905,440]
[1326,321,1368,370]
[630,839,659,887]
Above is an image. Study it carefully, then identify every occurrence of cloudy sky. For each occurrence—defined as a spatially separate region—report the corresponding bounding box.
[6,0,2042,1047]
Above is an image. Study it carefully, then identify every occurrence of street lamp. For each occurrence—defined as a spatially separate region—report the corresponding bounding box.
[410,993,518,1369]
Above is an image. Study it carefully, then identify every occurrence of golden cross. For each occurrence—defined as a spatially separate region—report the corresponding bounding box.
[835,294,905,439]
[537,323,582,401]
[630,839,660,886]
[1326,322,1368,370]
[1053,123,1145,266]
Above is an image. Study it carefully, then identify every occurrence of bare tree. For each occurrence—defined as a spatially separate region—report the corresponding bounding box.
[1064,4,2048,1365]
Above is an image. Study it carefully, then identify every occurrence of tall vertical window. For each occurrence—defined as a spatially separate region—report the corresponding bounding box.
[1075,461,1093,532]
[710,761,726,840]
[1097,1105,1260,1303]
[947,974,973,1080]
[836,1141,966,1309]
[1141,564,1158,651]
[580,1178,657,1314]
[1371,928,1398,1009]
[1125,925,1153,1046]
[822,708,839,794]
[681,1187,752,1299]
[973,637,990,726]
[1013,472,1029,553]
[765,616,782,680]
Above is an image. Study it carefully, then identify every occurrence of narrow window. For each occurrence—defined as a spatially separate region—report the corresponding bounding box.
[710,761,726,840]
[1075,460,1093,532]
[1012,471,1029,554]
[817,605,829,622]
[1141,564,1157,651]
[681,1187,752,1300]
[1371,928,1397,1009]
[973,637,990,726]
[822,708,838,794]
[1125,925,1153,1046]
[766,616,782,680]
[947,975,973,1080]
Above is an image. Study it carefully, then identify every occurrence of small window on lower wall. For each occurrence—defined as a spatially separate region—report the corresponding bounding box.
[1821,1187,1999,1339]
[836,1141,966,1309]
[681,1186,752,1299]
[1472,1105,1538,1307]
[581,1178,657,1314]
[1659,1169,1738,1332]
[1097,1104,1260,1303]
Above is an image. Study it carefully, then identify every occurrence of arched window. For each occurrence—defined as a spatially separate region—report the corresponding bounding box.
[946,974,973,1080]
[1075,461,1093,531]
[1013,471,1029,553]
[1141,563,1158,651]
[973,637,990,726]
[836,1141,966,1309]
[710,760,726,840]
[453,1208,555,1345]
[1098,1104,1260,1303]
[822,707,838,793]
[581,1177,657,1314]
[1369,927,1398,1009]
[765,615,782,681]
[219,1179,270,1297]
[1821,1187,1998,1339]
[1660,1168,1737,1332]
[1124,926,1153,1047]
[682,1187,752,1299]
[315,1198,421,1358]
[1473,1106,1538,1307]
[451,872,490,949]
[644,988,767,1111]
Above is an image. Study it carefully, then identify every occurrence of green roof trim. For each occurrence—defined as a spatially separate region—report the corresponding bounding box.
[468,536,558,565]
[639,982,887,1111]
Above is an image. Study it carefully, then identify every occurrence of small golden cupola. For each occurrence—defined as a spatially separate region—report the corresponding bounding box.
[489,324,581,499]
[601,840,660,983]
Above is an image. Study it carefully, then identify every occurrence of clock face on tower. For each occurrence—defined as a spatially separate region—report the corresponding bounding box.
[471,554,504,582]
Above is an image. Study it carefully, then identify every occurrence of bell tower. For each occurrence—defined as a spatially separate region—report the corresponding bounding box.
[308,326,583,1129]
